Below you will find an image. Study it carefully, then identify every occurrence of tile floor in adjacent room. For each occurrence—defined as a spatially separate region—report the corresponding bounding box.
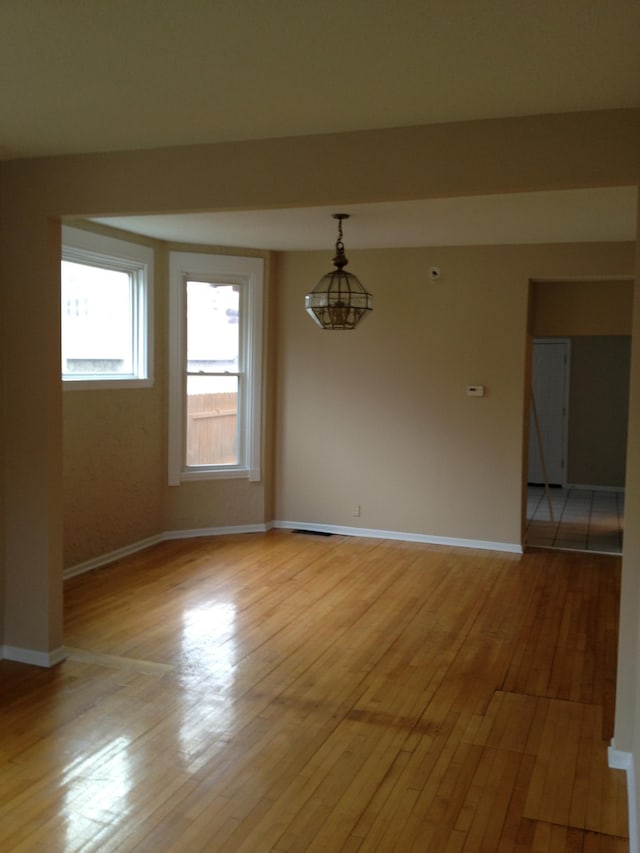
[526,485,624,554]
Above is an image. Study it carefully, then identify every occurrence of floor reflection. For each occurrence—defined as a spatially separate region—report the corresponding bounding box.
[181,602,237,682]
[180,602,238,752]
[63,736,132,848]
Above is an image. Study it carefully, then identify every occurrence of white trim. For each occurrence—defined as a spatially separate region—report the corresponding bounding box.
[608,741,637,852]
[163,523,272,541]
[273,521,523,554]
[62,521,521,579]
[177,467,252,482]
[629,760,638,853]
[168,251,264,486]
[63,534,165,579]
[64,525,273,578]
[63,378,155,391]
[2,645,66,668]
[608,743,633,770]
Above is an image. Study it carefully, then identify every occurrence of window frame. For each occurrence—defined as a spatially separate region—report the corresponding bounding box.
[61,226,154,389]
[168,251,264,484]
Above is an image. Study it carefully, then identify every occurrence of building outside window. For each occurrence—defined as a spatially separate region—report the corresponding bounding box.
[61,226,153,388]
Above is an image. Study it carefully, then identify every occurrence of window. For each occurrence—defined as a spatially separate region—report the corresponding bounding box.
[168,251,264,483]
[61,226,153,387]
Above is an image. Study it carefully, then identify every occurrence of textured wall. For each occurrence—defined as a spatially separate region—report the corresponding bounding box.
[63,388,164,567]
[61,235,273,569]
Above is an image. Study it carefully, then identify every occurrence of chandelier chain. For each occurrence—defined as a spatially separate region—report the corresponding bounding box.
[336,217,344,251]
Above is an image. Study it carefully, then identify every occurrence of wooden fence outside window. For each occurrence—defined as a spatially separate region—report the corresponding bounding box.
[186,392,238,466]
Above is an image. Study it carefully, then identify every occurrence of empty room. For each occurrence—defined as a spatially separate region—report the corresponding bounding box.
[1,3,639,851]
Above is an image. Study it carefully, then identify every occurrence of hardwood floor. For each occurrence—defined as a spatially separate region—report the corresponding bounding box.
[0,532,628,851]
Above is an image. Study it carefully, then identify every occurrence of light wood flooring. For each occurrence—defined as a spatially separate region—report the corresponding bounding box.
[0,532,628,851]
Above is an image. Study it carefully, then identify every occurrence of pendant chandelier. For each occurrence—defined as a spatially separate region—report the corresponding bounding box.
[305,213,373,330]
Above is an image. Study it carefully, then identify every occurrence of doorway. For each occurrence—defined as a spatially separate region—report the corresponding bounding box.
[524,278,634,553]
[525,334,630,554]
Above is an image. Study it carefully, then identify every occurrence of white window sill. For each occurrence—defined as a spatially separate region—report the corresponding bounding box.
[63,378,155,391]
[172,467,261,484]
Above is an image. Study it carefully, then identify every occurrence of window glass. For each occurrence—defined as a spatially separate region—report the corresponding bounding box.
[186,282,241,466]
[61,261,133,376]
[61,226,153,388]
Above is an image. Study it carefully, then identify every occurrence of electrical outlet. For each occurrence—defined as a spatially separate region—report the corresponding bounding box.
[352,505,361,517]
[466,385,485,397]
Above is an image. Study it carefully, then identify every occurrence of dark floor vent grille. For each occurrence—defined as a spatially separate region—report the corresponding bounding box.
[292,529,334,537]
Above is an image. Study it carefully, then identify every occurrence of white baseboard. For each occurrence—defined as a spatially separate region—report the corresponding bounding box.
[64,523,273,579]
[273,521,523,554]
[629,761,639,853]
[64,533,165,579]
[163,522,271,541]
[2,645,66,668]
[609,741,638,852]
[63,520,522,580]
[608,743,633,770]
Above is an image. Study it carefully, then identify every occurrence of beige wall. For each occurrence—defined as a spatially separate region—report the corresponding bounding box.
[531,280,633,336]
[63,387,165,566]
[1,214,64,654]
[275,244,635,544]
[618,215,640,717]
[613,197,640,842]
[567,337,631,487]
[633,214,640,843]
[61,238,635,565]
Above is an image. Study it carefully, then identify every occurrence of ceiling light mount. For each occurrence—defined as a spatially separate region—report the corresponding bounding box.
[305,213,373,330]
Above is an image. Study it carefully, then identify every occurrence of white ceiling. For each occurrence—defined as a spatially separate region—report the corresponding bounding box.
[92,188,638,251]
[5,1,638,248]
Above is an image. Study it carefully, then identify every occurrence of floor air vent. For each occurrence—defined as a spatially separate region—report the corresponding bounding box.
[292,529,334,537]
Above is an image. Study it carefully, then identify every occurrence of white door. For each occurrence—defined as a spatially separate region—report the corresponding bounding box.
[528,339,570,486]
